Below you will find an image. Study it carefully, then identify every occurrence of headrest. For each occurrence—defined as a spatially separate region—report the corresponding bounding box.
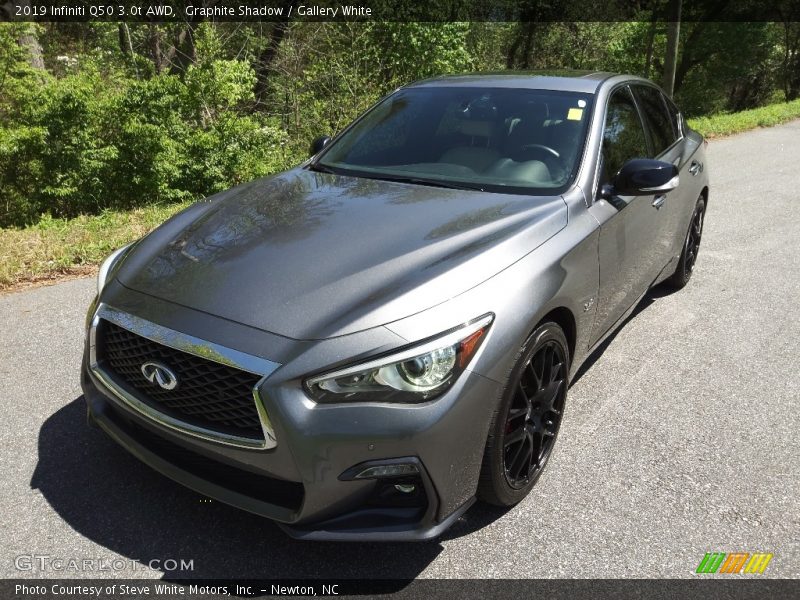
[458,120,493,138]
[521,102,549,122]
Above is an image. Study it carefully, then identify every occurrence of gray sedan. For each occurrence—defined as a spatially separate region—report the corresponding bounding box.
[81,71,709,541]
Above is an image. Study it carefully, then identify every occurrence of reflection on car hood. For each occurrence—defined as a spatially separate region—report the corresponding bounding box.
[116,168,567,339]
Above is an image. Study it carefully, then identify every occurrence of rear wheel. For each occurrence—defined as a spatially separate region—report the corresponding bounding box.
[477,322,569,506]
[666,196,705,289]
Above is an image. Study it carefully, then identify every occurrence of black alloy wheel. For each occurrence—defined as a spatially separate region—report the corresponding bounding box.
[684,201,705,274]
[667,196,706,289]
[478,322,569,506]
[502,339,566,489]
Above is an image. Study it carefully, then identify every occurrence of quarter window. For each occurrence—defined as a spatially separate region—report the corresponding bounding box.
[601,87,649,182]
[632,85,677,156]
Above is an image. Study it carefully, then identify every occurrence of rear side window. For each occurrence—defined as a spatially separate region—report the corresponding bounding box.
[632,85,677,156]
[601,87,649,181]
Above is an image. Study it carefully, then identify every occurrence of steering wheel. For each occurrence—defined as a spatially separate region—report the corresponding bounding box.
[520,143,560,159]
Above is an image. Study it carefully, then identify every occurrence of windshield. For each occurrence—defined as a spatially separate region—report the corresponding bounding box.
[315,86,594,194]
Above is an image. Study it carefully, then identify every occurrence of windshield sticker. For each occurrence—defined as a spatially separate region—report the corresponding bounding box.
[567,108,584,121]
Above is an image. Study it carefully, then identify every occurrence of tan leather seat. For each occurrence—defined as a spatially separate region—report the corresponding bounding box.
[486,158,551,184]
[439,120,500,172]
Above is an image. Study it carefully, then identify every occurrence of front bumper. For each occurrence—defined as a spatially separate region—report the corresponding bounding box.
[81,300,500,541]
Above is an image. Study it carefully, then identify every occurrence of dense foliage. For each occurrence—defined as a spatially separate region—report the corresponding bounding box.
[1,18,799,227]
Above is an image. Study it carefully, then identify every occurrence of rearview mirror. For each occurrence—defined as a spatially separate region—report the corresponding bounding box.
[612,158,679,196]
[310,135,331,157]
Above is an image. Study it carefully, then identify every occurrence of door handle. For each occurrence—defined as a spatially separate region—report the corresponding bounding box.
[689,160,702,176]
[652,194,667,209]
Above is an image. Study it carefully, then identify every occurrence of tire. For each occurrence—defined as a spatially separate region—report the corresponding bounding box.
[477,322,570,506]
[666,196,706,290]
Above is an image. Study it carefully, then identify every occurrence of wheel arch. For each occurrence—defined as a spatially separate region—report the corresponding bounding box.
[534,306,577,367]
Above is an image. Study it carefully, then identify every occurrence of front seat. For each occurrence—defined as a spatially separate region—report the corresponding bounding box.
[439,120,500,173]
[504,102,549,155]
[544,119,582,166]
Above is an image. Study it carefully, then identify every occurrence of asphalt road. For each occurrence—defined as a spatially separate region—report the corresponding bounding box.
[1,121,799,581]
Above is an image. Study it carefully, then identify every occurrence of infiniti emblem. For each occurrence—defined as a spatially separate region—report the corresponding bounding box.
[140,361,178,390]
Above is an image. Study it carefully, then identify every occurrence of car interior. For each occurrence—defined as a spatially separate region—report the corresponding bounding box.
[321,88,592,191]
[436,97,582,185]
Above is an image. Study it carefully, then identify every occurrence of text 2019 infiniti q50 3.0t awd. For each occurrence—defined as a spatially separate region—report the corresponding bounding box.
[82,72,709,541]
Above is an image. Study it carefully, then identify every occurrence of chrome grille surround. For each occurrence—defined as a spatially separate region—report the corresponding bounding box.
[88,303,279,449]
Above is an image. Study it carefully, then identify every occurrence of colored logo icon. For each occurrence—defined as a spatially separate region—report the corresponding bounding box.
[696,552,773,574]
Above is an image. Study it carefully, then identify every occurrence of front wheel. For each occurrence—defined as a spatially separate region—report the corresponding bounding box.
[477,322,569,506]
[666,196,705,289]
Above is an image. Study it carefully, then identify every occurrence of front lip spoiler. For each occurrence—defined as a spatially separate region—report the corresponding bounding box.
[277,497,475,542]
[278,455,470,542]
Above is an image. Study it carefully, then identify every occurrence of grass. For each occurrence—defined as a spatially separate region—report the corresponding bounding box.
[3,98,800,292]
[687,98,800,138]
[0,201,191,291]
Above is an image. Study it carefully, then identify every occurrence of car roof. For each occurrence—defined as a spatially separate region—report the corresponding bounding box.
[405,70,619,94]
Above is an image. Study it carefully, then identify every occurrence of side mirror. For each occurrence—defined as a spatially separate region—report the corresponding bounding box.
[612,158,679,196]
[310,135,331,157]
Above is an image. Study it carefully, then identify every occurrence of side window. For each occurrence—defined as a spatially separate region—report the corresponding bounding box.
[601,87,649,183]
[663,94,682,138]
[632,85,677,156]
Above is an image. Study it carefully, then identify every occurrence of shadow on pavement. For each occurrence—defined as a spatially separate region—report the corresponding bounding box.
[570,285,674,387]
[30,398,454,580]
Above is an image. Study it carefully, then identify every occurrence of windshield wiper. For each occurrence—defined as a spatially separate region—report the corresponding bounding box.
[307,164,484,191]
[367,174,484,191]
[307,162,337,174]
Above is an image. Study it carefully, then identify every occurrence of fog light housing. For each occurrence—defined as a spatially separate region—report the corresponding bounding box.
[353,463,419,479]
[339,457,432,515]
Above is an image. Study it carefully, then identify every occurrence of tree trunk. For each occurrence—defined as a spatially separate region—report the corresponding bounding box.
[672,0,728,95]
[780,18,800,101]
[15,0,45,71]
[254,23,290,105]
[506,26,523,69]
[518,22,537,69]
[118,23,135,56]
[643,20,657,79]
[170,21,198,75]
[11,0,44,71]
[254,1,296,105]
[149,25,164,74]
[662,0,682,97]
[18,28,45,70]
[673,22,707,94]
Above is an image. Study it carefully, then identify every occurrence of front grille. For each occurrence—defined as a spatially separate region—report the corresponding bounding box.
[99,320,264,440]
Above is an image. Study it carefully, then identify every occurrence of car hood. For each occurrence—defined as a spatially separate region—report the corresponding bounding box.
[116,168,567,339]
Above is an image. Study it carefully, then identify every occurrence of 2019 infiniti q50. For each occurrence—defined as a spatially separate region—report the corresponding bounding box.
[81,71,709,541]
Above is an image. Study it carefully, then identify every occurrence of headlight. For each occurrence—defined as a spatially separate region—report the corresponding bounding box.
[305,314,493,403]
[97,243,134,295]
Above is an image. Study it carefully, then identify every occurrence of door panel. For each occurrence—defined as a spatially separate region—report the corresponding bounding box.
[589,86,673,346]
[631,84,691,267]
[589,194,663,345]
[650,142,684,268]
